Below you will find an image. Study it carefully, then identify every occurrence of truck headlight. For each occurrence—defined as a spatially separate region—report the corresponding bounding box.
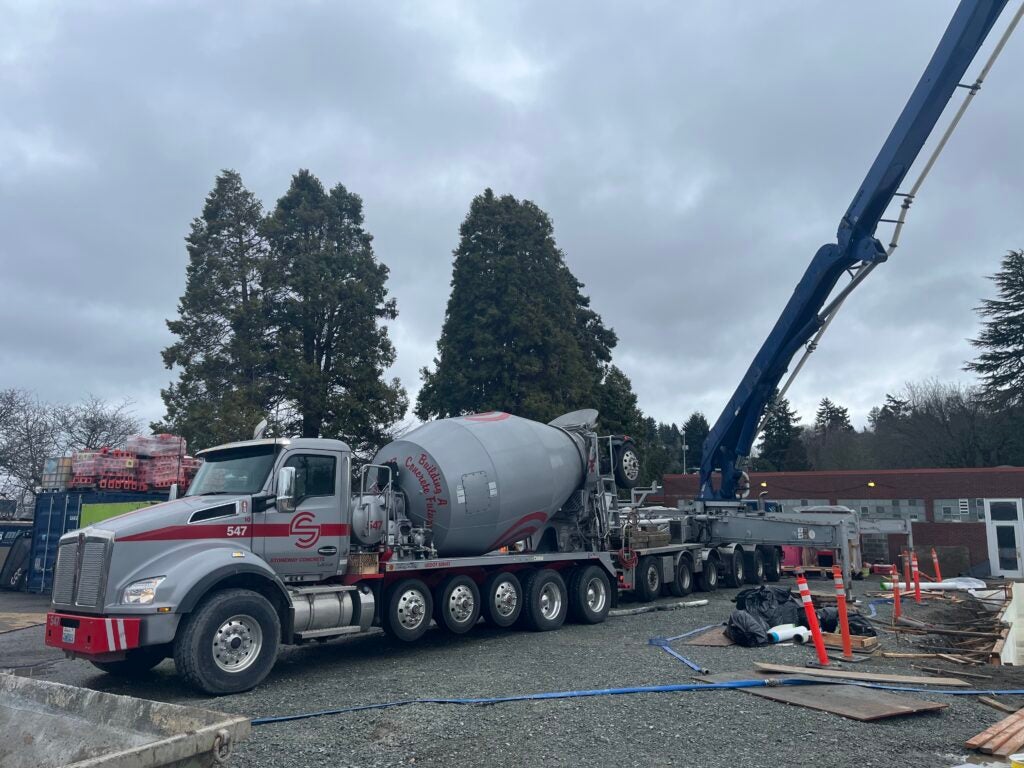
[122,577,166,605]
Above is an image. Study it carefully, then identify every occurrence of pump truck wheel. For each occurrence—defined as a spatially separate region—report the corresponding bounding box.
[568,564,611,624]
[634,555,662,602]
[520,568,568,631]
[91,644,168,677]
[613,439,641,489]
[173,588,281,695]
[696,556,718,592]
[433,575,481,634]
[482,571,523,628]
[744,549,766,585]
[764,547,781,582]
[724,548,746,588]
[668,555,694,597]
[383,578,434,642]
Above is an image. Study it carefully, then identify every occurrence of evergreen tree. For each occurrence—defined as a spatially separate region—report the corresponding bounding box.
[598,365,644,437]
[756,393,808,471]
[157,170,273,449]
[681,411,710,471]
[264,170,407,455]
[814,398,853,433]
[416,189,617,422]
[967,250,1024,408]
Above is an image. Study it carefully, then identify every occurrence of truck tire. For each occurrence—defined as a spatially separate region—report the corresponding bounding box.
[744,550,766,584]
[764,547,781,582]
[383,578,433,642]
[696,557,718,592]
[520,569,568,631]
[613,440,641,489]
[482,571,522,628]
[90,644,168,677]
[433,575,481,634]
[173,588,280,695]
[634,556,661,602]
[724,549,745,588]
[668,555,693,597]
[568,565,611,624]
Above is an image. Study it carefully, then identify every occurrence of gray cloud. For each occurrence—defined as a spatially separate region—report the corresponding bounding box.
[2,0,1022,435]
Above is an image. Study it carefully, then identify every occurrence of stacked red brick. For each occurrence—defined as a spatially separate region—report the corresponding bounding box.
[69,435,201,493]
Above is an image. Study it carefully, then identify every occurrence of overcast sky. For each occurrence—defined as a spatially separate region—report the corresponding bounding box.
[2,0,1022,437]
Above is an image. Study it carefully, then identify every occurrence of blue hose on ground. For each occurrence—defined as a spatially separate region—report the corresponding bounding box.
[251,678,1024,727]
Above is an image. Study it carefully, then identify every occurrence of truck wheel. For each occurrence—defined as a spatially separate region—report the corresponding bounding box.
[482,571,522,628]
[669,556,693,597]
[634,556,661,602]
[521,569,567,631]
[744,550,765,584]
[613,440,641,489]
[433,575,480,634]
[173,588,280,695]
[696,557,718,592]
[568,565,611,624]
[764,548,781,582]
[724,549,745,588]
[383,578,433,642]
[90,645,168,677]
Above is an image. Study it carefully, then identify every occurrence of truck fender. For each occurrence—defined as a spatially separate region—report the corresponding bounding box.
[177,562,290,615]
[697,547,722,573]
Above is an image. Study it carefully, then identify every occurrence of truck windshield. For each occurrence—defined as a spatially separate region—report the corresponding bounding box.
[186,445,277,497]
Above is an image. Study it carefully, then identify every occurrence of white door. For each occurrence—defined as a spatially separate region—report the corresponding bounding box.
[984,498,1024,578]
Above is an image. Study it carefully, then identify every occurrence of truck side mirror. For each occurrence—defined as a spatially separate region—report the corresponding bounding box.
[277,466,297,513]
[168,483,179,501]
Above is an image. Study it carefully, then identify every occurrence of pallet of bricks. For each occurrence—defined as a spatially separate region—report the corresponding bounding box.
[69,434,201,493]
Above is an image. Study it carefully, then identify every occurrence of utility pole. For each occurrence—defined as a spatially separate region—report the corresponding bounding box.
[682,428,688,475]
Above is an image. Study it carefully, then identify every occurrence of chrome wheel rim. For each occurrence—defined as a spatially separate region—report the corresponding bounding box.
[447,584,476,624]
[397,588,428,630]
[621,450,640,481]
[539,583,562,620]
[646,565,660,592]
[585,577,606,613]
[494,580,518,618]
[212,614,263,673]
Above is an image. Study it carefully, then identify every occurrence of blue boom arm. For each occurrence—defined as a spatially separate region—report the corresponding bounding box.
[699,0,1008,500]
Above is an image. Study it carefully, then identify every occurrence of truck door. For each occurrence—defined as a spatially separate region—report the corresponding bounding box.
[256,450,344,581]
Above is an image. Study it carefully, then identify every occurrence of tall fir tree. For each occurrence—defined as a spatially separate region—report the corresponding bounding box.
[756,393,808,471]
[416,189,619,423]
[263,170,407,455]
[597,365,644,437]
[681,411,710,471]
[967,250,1024,408]
[157,170,273,449]
[814,398,853,433]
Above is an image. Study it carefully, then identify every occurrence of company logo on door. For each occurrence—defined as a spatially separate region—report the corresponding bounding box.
[289,511,320,549]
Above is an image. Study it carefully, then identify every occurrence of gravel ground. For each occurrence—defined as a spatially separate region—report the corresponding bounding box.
[2,576,1012,768]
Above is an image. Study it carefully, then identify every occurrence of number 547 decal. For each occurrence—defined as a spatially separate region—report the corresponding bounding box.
[226,525,248,537]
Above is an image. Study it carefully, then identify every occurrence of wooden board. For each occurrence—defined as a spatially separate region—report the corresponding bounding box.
[821,631,879,651]
[679,626,734,647]
[753,662,969,686]
[966,709,1024,756]
[704,672,946,721]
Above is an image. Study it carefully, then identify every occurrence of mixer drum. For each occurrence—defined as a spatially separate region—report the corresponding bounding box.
[372,412,587,556]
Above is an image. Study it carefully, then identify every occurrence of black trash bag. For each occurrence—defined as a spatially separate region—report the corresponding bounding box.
[816,606,839,633]
[848,614,877,637]
[813,607,877,637]
[735,586,802,628]
[725,609,770,647]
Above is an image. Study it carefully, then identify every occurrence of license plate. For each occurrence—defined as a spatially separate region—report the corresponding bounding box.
[62,626,76,644]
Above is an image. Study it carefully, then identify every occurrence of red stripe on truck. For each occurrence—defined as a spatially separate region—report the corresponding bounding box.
[117,522,350,542]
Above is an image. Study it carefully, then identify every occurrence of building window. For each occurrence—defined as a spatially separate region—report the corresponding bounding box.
[935,498,975,523]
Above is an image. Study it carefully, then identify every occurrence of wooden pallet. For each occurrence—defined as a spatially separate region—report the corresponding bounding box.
[781,565,833,577]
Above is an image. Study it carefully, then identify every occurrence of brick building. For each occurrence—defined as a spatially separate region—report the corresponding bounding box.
[659,467,1024,578]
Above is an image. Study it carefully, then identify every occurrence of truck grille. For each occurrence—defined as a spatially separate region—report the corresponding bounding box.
[51,535,110,609]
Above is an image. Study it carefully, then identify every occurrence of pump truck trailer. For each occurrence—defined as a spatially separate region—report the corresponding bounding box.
[43,0,1012,695]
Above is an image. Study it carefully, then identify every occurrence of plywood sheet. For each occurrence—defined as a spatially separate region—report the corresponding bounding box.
[753,662,968,686]
[679,626,734,647]
[704,672,947,721]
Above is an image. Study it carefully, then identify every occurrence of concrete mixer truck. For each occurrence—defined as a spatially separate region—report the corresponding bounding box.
[43,0,1010,695]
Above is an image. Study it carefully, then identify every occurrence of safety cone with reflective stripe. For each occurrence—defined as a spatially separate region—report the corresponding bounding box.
[931,547,943,582]
[832,564,854,661]
[903,550,912,591]
[911,551,922,603]
[795,572,829,666]
[890,564,902,622]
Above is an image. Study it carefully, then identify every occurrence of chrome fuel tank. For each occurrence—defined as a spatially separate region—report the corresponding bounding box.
[373,412,586,556]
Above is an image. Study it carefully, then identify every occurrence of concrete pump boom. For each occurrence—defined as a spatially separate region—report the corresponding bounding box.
[699,0,1010,501]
